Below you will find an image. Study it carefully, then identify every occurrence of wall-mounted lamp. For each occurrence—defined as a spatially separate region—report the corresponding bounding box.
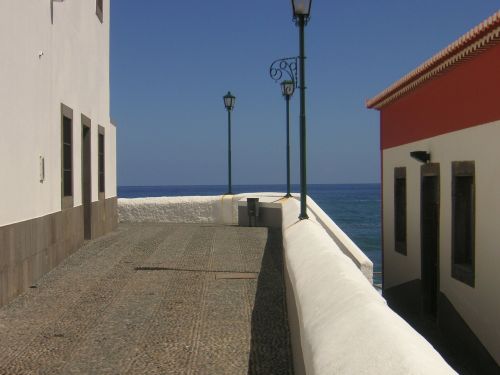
[410,151,431,164]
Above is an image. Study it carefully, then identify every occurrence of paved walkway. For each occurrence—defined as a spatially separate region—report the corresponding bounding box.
[0,223,293,375]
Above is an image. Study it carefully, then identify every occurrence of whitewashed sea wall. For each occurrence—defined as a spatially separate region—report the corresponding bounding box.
[118,195,239,225]
[281,198,455,375]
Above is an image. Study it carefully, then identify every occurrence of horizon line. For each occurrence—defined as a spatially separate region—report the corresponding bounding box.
[118,182,381,188]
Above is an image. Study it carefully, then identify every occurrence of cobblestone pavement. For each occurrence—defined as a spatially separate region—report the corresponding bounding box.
[0,223,293,375]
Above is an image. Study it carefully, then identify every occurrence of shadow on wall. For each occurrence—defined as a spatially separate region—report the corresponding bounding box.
[247,228,294,374]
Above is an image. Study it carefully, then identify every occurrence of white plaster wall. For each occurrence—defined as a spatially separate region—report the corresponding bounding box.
[0,1,51,225]
[382,120,500,364]
[118,193,285,226]
[0,0,115,226]
[281,198,455,374]
[306,197,373,283]
[106,123,117,198]
[119,196,224,224]
[382,154,422,288]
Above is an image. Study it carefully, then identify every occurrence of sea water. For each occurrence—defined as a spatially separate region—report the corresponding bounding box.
[118,184,382,285]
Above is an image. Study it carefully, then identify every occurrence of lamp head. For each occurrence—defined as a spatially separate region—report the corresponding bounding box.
[223,91,236,111]
[281,80,295,98]
[291,0,312,22]
[410,151,431,164]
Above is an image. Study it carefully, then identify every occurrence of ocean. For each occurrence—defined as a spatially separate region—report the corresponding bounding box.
[118,184,381,284]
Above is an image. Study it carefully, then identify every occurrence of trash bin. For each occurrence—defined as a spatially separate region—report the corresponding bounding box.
[247,198,259,227]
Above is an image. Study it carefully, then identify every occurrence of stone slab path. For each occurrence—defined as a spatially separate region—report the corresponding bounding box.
[0,223,293,375]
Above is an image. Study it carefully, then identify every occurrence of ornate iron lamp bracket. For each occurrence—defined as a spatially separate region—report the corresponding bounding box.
[269,57,299,88]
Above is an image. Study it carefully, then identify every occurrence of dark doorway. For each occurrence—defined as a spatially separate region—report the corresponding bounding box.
[421,164,440,317]
[82,120,92,239]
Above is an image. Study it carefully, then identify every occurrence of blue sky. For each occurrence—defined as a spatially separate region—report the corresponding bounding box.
[111,1,499,186]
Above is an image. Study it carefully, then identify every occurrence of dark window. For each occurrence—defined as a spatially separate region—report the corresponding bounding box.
[98,129,105,194]
[96,0,103,23]
[452,161,475,287]
[62,116,73,197]
[394,167,407,255]
[61,104,74,209]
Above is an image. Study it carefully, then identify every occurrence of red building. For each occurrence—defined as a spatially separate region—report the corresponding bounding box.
[367,11,500,372]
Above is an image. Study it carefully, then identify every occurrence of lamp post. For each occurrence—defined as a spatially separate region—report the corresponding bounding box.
[292,0,312,220]
[269,57,298,198]
[281,80,295,197]
[223,91,236,194]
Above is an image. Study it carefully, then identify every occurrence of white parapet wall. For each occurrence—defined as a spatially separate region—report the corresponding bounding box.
[119,193,287,226]
[282,198,455,374]
[304,198,374,283]
[118,195,239,225]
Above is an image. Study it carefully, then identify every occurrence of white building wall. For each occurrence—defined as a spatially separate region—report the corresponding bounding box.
[382,120,500,363]
[107,123,117,199]
[0,0,115,226]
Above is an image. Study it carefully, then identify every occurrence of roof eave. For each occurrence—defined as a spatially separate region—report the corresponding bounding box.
[366,10,500,110]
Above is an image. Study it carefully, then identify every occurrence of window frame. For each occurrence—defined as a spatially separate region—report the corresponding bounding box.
[394,167,407,255]
[98,125,105,200]
[61,104,74,210]
[451,161,475,287]
[96,0,103,23]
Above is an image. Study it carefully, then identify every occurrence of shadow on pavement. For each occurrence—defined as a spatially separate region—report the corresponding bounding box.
[247,228,294,375]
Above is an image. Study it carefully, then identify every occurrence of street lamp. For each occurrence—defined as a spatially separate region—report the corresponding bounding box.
[292,0,312,219]
[269,58,297,197]
[223,91,236,194]
[291,0,312,19]
[281,80,295,197]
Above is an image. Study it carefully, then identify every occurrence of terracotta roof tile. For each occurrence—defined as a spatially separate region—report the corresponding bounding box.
[366,10,500,109]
